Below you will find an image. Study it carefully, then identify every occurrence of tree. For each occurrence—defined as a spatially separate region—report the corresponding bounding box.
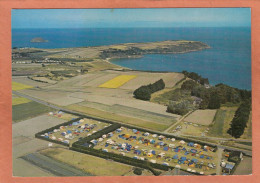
[133,168,143,175]
[181,80,197,91]
[133,86,151,100]
[208,91,221,109]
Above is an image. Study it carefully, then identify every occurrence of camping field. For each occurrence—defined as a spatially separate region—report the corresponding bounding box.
[43,116,110,145]
[93,127,219,175]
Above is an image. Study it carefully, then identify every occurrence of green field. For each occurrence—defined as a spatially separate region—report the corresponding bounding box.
[40,148,134,176]
[66,104,169,131]
[208,110,226,137]
[12,101,53,122]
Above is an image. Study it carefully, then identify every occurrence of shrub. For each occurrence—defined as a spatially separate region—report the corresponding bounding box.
[133,168,143,175]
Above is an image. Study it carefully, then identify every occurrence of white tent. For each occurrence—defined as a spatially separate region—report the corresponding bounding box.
[150,160,156,163]
[98,138,103,142]
[200,172,204,175]
[179,140,185,144]
[102,135,107,138]
[48,143,53,147]
[152,134,158,138]
[79,119,84,123]
[171,138,176,142]
[191,170,196,173]
[175,165,181,168]
[169,144,175,148]
[187,168,192,172]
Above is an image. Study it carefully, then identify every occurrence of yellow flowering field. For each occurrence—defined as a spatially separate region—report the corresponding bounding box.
[99,75,136,88]
[12,82,33,91]
[12,97,31,105]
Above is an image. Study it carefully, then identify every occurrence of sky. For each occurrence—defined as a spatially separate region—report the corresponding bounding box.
[12,8,251,29]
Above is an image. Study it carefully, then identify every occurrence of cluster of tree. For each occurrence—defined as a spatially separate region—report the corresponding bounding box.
[227,99,251,138]
[133,79,165,101]
[167,100,193,115]
[182,70,209,85]
[191,84,250,109]
[181,80,198,91]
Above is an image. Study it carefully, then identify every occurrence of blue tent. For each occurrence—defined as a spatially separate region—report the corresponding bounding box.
[158,141,164,146]
[180,157,187,161]
[132,129,138,133]
[174,148,179,152]
[184,151,189,155]
[72,122,79,126]
[225,164,234,170]
[67,130,72,134]
[173,155,178,159]
[188,142,194,147]
[192,158,198,163]
[190,149,197,153]
[200,155,204,159]
[151,150,156,155]
[163,147,169,151]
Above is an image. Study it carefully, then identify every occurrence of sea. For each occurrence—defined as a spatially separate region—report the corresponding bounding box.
[12,27,251,90]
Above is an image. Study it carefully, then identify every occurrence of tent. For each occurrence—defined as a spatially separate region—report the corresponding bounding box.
[171,138,176,142]
[147,153,153,157]
[67,130,72,134]
[192,158,198,163]
[158,141,164,146]
[200,172,204,175]
[190,149,197,153]
[162,162,169,166]
[103,149,108,152]
[188,142,194,147]
[169,144,175,148]
[175,165,181,168]
[152,134,158,138]
[163,147,169,151]
[151,150,156,155]
[200,155,204,159]
[187,168,192,172]
[150,160,156,163]
[173,155,178,159]
[180,157,187,161]
[79,119,84,122]
[179,140,185,144]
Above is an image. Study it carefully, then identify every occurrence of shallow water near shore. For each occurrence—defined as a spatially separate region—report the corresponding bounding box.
[12,27,251,89]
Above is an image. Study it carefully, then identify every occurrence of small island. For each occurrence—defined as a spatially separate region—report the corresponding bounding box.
[30,37,48,43]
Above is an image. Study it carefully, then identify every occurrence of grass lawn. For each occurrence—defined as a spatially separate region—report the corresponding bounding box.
[240,112,252,139]
[12,101,53,122]
[66,104,169,131]
[40,148,133,176]
[208,109,226,137]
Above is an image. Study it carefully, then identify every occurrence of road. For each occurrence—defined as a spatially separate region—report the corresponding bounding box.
[21,153,92,176]
[163,110,194,133]
[13,90,252,156]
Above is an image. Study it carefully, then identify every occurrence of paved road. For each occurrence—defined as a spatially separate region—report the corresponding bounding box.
[13,91,252,156]
[21,153,92,176]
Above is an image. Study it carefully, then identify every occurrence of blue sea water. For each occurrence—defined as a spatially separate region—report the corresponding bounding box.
[12,27,251,89]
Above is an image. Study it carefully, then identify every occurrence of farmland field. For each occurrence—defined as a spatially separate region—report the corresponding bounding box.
[40,148,134,176]
[12,97,31,105]
[184,110,217,126]
[66,104,170,131]
[99,75,137,88]
[12,82,33,91]
[12,101,53,122]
